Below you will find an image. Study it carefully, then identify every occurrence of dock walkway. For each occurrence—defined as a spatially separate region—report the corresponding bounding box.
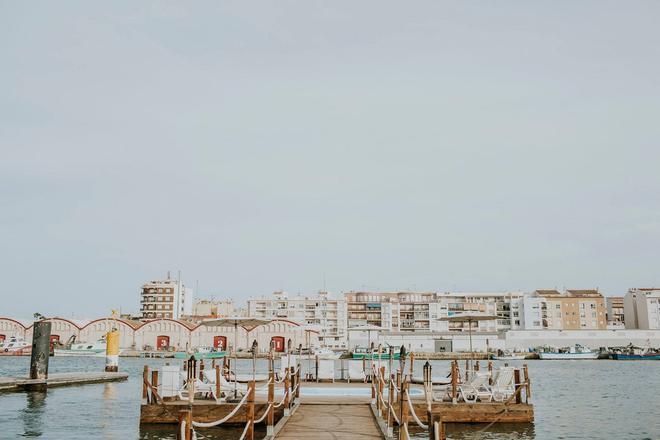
[275,404,383,439]
[0,372,129,393]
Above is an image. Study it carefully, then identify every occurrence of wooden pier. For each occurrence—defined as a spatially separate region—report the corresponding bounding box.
[0,371,128,393]
[143,349,534,440]
[277,404,382,439]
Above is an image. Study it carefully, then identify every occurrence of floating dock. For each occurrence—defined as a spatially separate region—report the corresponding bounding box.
[0,371,128,393]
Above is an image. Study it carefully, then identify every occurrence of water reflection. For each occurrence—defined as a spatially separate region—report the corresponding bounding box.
[21,391,46,437]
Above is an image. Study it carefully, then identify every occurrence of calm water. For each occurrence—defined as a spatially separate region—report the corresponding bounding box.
[0,357,658,439]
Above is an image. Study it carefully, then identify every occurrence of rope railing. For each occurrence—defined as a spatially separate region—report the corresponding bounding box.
[254,403,273,424]
[405,389,429,430]
[191,390,250,428]
[238,420,251,440]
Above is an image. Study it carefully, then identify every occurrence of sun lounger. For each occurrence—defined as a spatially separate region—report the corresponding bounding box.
[459,372,491,403]
[489,367,515,402]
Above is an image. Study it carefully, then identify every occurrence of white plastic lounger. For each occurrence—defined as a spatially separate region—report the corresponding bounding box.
[489,367,515,402]
[178,372,220,402]
[458,372,491,403]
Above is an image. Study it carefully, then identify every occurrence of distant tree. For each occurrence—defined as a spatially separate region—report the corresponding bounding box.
[33,312,44,321]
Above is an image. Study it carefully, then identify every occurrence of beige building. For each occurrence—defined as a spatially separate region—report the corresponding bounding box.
[606,297,625,327]
[191,299,235,318]
[537,289,606,330]
[624,288,660,330]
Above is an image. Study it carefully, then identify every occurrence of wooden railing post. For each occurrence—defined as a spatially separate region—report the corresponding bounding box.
[451,360,458,403]
[379,366,385,415]
[464,359,469,381]
[429,415,446,440]
[514,368,522,404]
[296,363,301,399]
[215,365,221,400]
[199,359,205,381]
[283,367,291,416]
[487,361,493,385]
[142,365,149,400]
[178,409,192,440]
[396,370,402,401]
[399,379,409,440]
[247,380,255,440]
[267,369,275,436]
[387,373,394,437]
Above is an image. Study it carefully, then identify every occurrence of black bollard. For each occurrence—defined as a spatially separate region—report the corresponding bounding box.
[29,321,52,391]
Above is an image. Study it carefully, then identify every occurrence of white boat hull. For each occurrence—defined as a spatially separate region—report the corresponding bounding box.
[539,352,598,360]
[54,349,106,357]
[492,355,526,360]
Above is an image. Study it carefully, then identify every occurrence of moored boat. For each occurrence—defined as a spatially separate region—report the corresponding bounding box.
[174,346,226,360]
[312,347,342,359]
[491,350,526,360]
[610,344,660,360]
[351,347,401,360]
[54,338,107,356]
[0,336,32,356]
[539,344,598,360]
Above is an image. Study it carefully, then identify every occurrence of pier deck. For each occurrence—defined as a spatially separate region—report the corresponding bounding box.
[0,371,129,393]
[275,404,383,439]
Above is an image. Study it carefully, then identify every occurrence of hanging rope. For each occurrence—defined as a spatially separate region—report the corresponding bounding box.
[191,391,250,428]
[180,420,186,439]
[405,390,429,430]
[238,420,251,440]
[273,388,289,408]
[254,403,273,424]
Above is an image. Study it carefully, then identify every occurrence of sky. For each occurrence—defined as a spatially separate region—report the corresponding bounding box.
[1,1,660,318]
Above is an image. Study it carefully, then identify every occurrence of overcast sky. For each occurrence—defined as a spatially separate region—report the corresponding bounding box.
[2,1,659,318]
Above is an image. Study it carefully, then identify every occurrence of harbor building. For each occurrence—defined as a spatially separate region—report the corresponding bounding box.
[190,298,235,318]
[248,291,347,348]
[536,289,606,330]
[606,296,625,328]
[140,274,193,321]
[624,288,660,329]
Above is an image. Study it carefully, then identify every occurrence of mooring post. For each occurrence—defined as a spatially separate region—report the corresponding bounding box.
[409,352,414,378]
[475,360,480,372]
[523,363,531,402]
[379,365,386,415]
[387,373,394,437]
[514,368,522,404]
[247,380,255,440]
[267,368,275,436]
[429,415,446,440]
[142,365,149,400]
[178,409,192,440]
[151,370,159,396]
[488,361,493,385]
[464,359,469,381]
[105,329,119,372]
[399,379,409,440]
[28,320,51,390]
[396,370,402,400]
[290,366,296,402]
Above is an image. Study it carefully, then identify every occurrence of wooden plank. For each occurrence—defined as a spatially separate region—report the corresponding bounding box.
[276,404,383,439]
[419,402,534,423]
[0,372,128,393]
[140,402,281,424]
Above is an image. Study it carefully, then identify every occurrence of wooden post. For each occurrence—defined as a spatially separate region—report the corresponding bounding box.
[371,364,376,404]
[464,359,469,381]
[142,365,149,400]
[267,369,275,436]
[183,360,187,371]
[178,409,192,440]
[215,365,221,400]
[474,360,480,372]
[451,361,458,403]
[399,379,409,440]
[523,364,531,402]
[199,359,205,381]
[429,415,446,440]
[290,366,296,402]
[409,352,414,378]
[514,368,522,404]
[396,370,401,398]
[29,321,51,390]
[488,361,493,385]
[379,366,385,414]
[151,370,159,396]
[247,380,255,440]
[295,364,301,399]
[387,374,394,437]
[315,355,319,382]
[283,367,290,416]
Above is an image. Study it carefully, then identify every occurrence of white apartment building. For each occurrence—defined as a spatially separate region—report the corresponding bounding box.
[624,288,660,330]
[248,291,347,348]
[140,275,193,321]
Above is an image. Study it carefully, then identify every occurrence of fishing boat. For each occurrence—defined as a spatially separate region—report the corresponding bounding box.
[174,346,226,360]
[491,350,526,360]
[0,336,32,356]
[351,347,400,360]
[54,338,107,356]
[539,344,598,360]
[610,344,660,360]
